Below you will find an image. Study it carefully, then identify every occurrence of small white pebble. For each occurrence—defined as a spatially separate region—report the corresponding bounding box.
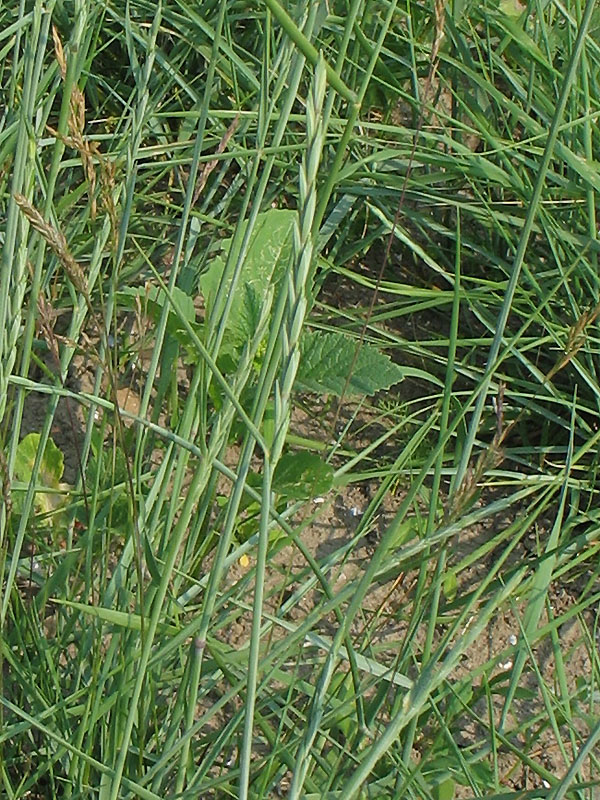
[508,634,518,646]
[350,506,361,517]
[313,497,325,504]
[543,780,551,789]
[499,659,513,671]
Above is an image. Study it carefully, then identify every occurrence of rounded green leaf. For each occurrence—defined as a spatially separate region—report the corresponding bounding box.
[273,451,334,500]
[14,433,64,488]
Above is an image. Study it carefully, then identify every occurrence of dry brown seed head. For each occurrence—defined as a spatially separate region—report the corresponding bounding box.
[52,25,67,80]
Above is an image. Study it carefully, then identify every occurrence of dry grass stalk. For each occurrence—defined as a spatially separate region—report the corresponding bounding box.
[448,383,506,521]
[191,114,240,207]
[13,193,87,295]
[0,449,12,518]
[98,155,118,247]
[545,303,600,383]
[423,0,447,105]
[431,0,446,66]
[52,23,67,80]
[49,26,118,248]
[35,291,88,364]
[451,303,600,519]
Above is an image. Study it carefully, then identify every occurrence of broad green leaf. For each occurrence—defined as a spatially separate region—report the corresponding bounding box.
[273,451,334,500]
[432,778,455,800]
[13,433,67,519]
[118,284,195,332]
[14,432,64,487]
[443,570,458,603]
[498,0,526,18]
[295,330,440,396]
[199,208,296,352]
[118,284,202,365]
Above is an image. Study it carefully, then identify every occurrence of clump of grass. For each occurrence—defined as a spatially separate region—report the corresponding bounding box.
[1,1,600,798]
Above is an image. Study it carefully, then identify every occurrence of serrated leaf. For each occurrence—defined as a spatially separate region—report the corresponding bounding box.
[273,451,334,500]
[296,331,439,396]
[199,208,295,351]
[238,281,266,345]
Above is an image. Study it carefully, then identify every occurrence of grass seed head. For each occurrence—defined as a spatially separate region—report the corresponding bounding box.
[14,193,88,295]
